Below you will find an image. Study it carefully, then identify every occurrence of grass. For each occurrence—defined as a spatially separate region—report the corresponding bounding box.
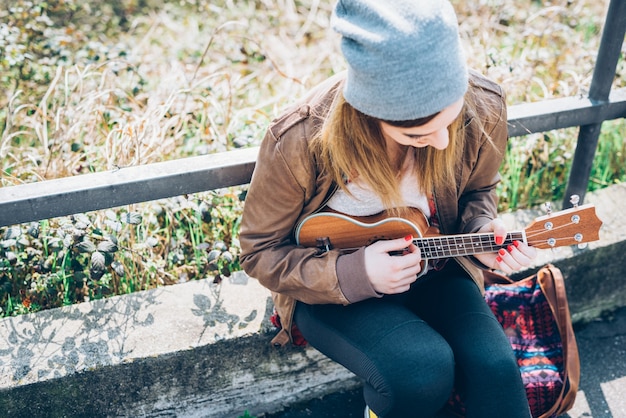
[1,0,625,317]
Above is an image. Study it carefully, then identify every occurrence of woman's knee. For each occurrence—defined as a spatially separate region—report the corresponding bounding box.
[482,352,521,383]
[402,342,455,393]
[368,339,456,416]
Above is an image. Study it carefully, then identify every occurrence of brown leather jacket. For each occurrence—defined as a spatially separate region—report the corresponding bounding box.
[239,71,508,346]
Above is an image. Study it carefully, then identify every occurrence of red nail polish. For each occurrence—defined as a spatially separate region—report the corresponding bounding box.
[514,240,520,248]
[405,235,413,241]
[498,248,506,256]
[507,245,514,252]
[495,236,504,245]
[496,256,503,263]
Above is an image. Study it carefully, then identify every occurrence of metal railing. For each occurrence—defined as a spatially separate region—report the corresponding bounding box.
[1,0,625,228]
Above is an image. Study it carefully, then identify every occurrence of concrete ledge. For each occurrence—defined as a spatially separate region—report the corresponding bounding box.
[0,271,358,417]
[1,184,625,417]
[0,273,356,417]
[1,333,359,417]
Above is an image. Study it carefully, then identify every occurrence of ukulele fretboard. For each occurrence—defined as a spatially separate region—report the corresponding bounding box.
[415,232,526,259]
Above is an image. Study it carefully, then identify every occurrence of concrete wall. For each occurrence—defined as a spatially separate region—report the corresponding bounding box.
[1,184,625,417]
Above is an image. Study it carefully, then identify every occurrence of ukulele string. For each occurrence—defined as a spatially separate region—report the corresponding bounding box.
[524,220,577,246]
[414,216,581,255]
[416,220,579,255]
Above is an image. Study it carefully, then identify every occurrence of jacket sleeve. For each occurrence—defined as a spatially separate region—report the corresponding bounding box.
[238,114,353,306]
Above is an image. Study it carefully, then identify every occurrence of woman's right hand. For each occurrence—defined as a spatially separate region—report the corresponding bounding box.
[364,235,422,294]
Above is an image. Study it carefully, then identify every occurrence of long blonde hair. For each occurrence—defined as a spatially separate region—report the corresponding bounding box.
[310,90,478,212]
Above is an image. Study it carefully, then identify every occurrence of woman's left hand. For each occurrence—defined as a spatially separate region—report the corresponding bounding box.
[473,218,538,274]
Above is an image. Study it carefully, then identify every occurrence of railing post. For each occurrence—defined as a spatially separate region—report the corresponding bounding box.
[562,0,626,208]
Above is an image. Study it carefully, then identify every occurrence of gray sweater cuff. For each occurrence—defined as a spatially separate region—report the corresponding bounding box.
[336,248,383,303]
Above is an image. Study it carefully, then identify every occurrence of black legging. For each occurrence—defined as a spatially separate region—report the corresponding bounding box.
[294,262,532,418]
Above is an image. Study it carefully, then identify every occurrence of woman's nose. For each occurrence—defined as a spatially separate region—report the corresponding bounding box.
[430,128,450,150]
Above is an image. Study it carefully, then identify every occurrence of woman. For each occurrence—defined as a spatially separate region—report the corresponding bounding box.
[239,0,537,417]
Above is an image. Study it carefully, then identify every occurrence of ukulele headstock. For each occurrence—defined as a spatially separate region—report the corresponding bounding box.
[524,199,602,249]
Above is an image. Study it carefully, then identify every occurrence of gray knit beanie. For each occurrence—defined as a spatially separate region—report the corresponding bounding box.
[332,0,468,121]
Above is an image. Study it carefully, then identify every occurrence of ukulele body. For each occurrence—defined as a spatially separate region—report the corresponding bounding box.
[295,207,438,250]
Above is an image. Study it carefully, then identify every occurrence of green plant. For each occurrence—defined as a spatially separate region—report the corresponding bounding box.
[497,128,578,211]
[1,0,624,317]
[0,188,244,317]
[497,119,626,212]
[589,119,626,190]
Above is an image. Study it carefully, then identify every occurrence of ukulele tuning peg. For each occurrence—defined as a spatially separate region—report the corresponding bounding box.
[573,233,587,249]
[569,194,580,208]
[544,202,552,215]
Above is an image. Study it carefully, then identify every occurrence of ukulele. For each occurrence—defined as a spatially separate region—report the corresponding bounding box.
[295,200,602,261]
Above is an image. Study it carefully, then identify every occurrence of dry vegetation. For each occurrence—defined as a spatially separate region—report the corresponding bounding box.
[0,0,624,316]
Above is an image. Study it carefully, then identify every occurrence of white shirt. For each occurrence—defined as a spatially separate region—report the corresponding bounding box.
[326,156,430,217]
